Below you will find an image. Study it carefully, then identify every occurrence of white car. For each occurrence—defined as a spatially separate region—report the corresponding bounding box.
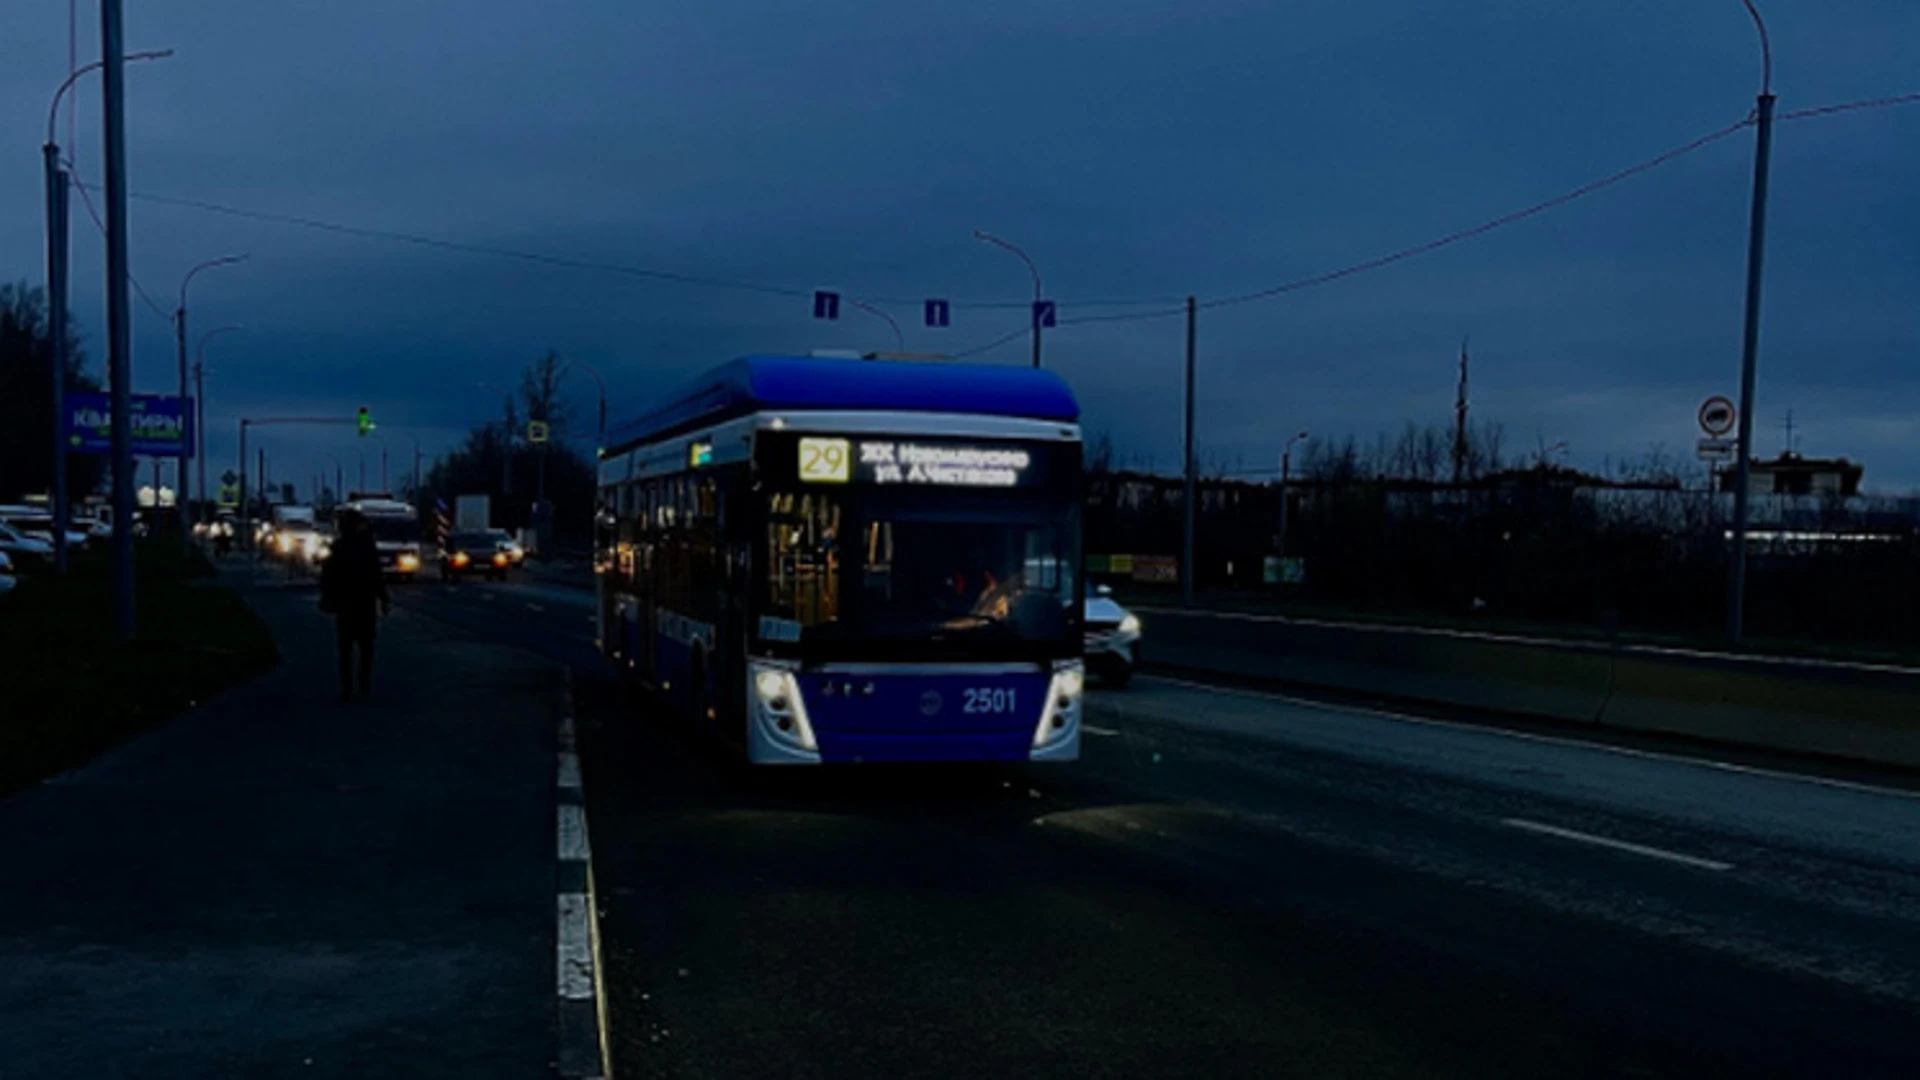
[0,508,90,550]
[0,522,53,570]
[1083,584,1141,687]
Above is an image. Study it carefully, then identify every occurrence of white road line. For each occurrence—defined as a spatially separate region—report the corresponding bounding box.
[1130,604,1920,676]
[1139,673,1920,801]
[557,892,595,1000]
[558,804,590,862]
[1083,725,1120,736]
[1502,817,1734,872]
[527,602,547,612]
[558,751,582,791]
[558,714,577,753]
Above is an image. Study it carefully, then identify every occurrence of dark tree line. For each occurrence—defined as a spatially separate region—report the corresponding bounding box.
[422,351,595,546]
[0,283,107,504]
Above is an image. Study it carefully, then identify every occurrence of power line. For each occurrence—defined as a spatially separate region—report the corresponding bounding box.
[93,186,1180,312]
[64,161,173,326]
[74,88,1920,349]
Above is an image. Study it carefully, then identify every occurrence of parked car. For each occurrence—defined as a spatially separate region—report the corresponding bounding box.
[0,522,54,571]
[1083,584,1142,687]
[0,506,89,551]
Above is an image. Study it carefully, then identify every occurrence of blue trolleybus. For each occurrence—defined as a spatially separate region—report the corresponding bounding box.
[594,355,1084,764]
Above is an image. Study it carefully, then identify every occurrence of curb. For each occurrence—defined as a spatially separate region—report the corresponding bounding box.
[556,674,613,1079]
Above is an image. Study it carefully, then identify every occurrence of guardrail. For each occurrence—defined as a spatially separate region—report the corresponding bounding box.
[1134,607,1920,769]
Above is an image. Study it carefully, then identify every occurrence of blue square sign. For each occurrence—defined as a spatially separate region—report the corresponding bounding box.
[1032,300,1057,329]
[812,290,840,320]
[924,299,951,328]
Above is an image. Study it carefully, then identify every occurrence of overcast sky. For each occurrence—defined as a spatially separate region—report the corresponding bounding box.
[3,1,1916,493]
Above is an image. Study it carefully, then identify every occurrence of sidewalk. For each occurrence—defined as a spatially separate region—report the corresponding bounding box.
[0,576,565,1078]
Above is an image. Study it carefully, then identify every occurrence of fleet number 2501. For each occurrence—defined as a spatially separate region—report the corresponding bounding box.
[963,687,1017,714]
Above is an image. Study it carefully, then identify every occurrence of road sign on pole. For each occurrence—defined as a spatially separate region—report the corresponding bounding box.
[527,420,549,444]
[1032,300,1057,329]
[1699,395,1737,437]
[1697,436,1737,461]
[812,291,840,320]
[924,299,950,328]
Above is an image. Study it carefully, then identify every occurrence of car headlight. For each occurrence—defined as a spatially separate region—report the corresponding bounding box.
[397,552,420,571]
[276,534,296,554]
[749,661,816,752]
[1119,613,1141,635]
[452,552,470,567]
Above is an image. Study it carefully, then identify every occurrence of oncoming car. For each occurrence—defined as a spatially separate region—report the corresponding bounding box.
[439,531,513,581]
[1083,584,1141,686]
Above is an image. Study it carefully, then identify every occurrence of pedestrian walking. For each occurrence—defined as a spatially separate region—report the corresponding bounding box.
[318,508,390,701]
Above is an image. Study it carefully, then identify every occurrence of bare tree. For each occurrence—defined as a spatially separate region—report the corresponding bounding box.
[520,350,571,439]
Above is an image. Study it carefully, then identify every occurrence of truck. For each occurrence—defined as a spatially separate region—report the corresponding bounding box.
[339,497,424,580]
[454,494,491,533]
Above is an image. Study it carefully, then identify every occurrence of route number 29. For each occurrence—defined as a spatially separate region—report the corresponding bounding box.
[964,687,1017,714]
[799,437,851,483]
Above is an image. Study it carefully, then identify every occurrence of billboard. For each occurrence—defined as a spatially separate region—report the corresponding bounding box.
[67,393,194,457]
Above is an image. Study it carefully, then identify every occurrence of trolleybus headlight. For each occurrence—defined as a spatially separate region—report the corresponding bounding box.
[749,661,817,753]
[1118,613,1141,635]
[1034,660,1085,749]
[754,670,786,702]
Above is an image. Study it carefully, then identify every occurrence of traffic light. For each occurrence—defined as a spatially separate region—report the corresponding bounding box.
[356,405,375,437]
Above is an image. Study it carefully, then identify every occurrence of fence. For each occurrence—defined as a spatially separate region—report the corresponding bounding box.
[1085,467,1920,648]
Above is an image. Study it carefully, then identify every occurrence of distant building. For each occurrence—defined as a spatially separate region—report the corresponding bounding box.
[1717,453,1863,497]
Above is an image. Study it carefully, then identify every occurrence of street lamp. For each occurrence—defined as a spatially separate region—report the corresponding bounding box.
[43,47,172,576]
[321,451,344,504]
[1277,430,1310,571]
[1726,0,1777,646]
[192,322,243,536]
[973,230,1044,369]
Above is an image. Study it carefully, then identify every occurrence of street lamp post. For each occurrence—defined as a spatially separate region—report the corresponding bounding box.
[175,255,246,554]
[1277,429,1310,578]
[44,47,172,578]
[973,230,1044,369]
[194,323,242,520]
[321,451,344,504]
[1726,0,1777,646]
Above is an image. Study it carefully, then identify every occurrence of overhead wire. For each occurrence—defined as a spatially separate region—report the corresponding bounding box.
[64,159,173,326]
[68,88,1920,354]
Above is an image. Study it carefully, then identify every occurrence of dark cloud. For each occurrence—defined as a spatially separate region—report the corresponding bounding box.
[3,1,1916,488]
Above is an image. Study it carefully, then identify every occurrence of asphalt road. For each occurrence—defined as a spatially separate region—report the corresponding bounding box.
[400,576,1920,1079]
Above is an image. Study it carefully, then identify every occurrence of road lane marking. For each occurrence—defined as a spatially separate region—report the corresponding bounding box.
[1139,673,1920,802]
[527,602,547,612]
[558,892,595,999]
[1502,817,1734,872]
[1083,725,1120,736]
[558,804,590,862]
[554,680,612,1079]
[1131,605,1920,676]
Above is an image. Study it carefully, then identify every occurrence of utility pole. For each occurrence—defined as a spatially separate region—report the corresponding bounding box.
[42,142,70,574]
[1452,337,1471,486]
[1726,0,1776,647]
[175,255,245,558]
[101,0,137,641]
[1181,295,1197,606]
[45,47,169,580]
[1277,429,1310,582]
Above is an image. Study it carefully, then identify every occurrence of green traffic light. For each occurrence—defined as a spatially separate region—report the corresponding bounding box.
[357,406,375,436]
